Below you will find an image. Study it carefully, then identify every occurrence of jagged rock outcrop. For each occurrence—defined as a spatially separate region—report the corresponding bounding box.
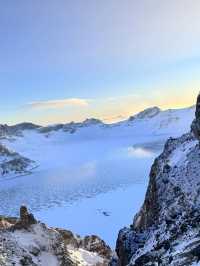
[0,206,112,266]
[0,123,40,138]
[0,143,36,178]
[113,95,200,266]
[191,93,200,141]
[12,206,37,230]
[81,235,112,260]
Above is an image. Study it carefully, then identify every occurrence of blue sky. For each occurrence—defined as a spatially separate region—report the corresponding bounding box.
[1,0,200,125]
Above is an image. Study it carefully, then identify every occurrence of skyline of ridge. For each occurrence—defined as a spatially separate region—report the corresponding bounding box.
[1,102,195,126]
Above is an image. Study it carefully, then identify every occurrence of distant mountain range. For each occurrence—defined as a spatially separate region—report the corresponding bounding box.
[0,105,195,179]
[0,105,195,138]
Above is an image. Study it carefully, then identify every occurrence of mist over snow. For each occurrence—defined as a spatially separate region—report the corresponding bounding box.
[0,105,195,247]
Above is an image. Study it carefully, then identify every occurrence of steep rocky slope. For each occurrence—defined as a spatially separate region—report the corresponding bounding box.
[0,206,112,266]
[113,95,200,266]
[0,144,36,179]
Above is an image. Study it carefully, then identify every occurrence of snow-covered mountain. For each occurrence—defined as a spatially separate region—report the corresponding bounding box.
[0,105,195,139]
[0,105,195,180]
[112,97,200,266]
[115,106,194,139]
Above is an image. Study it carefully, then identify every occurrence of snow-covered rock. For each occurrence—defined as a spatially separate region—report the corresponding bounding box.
[38,124,64,134]
[0,206,112,266]
[0,143,36,179]
[129,107,161,120]
[37,119,103,135]
[0,123,40,139]
[112,96,200,266]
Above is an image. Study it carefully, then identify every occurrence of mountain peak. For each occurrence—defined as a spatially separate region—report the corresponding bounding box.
[82,118,103,125]
[129,106,161,121]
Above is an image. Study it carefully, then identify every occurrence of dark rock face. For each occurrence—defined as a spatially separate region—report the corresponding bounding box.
[191,93,200,140]
[1,157,33,175]
[114,133,200,266]
[0,125,10,138]
[56,228,80,248]
[132,158,160,231]
[58,229,112,260]
[13,206,37,230]
[0,123,40,138]
[81,235,112,260]
[0,143,36,177]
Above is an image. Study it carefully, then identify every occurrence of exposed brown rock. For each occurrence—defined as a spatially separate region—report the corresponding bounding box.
[81,235,112,260]
[57,228,112,261]
[191,92,200,140]
[56,228,80,248]
[12,205,37,230]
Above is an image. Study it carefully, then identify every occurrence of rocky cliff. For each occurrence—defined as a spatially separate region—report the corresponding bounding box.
[0,206,112,266]
[113,94,200,266]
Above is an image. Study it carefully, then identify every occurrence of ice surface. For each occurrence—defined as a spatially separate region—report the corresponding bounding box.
[0,135,160,247]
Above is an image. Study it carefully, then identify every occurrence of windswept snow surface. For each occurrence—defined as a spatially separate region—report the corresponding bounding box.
[0,106,195,247]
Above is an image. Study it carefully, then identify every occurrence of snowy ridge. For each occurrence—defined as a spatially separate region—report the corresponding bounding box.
[0,106,194,181]
[0,106,195,140]
[129,107,161,120]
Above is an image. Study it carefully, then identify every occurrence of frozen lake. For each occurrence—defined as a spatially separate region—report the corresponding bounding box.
[0,134,164,247]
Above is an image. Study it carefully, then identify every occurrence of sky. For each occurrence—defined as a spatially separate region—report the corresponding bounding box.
[1,0,200,125]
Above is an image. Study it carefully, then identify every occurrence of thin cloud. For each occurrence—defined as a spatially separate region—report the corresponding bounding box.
[25,98,90,110]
